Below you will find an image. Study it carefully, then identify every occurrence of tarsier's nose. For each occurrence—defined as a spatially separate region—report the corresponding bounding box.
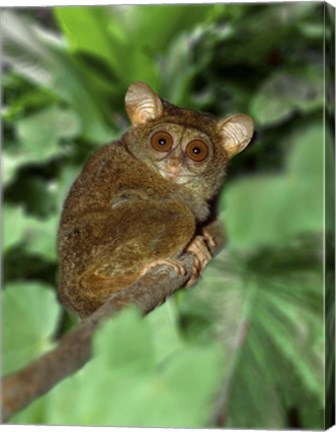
[160,154,183,180]
[169,155,181,168]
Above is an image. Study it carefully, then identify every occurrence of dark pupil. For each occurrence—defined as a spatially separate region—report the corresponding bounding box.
[193,146,201,154]
[159,138,166,145]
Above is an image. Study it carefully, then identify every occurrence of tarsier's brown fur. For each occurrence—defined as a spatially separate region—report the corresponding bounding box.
[58,82,254,317]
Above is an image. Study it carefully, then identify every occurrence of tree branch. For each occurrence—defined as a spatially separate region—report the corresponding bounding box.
[2,220,225,423]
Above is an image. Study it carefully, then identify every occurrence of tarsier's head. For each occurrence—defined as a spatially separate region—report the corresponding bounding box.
[123,81,254,199]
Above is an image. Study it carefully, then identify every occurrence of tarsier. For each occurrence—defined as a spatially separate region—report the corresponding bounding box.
[58,82,254,318]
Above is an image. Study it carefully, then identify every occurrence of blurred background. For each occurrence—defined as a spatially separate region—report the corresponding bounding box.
[2,3,333,428]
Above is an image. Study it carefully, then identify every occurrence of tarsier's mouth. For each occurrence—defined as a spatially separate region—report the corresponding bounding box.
[159,169,193,185]
[159,170,178,179]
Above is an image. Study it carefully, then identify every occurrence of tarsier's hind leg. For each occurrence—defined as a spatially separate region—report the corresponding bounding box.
[60,200,195,317]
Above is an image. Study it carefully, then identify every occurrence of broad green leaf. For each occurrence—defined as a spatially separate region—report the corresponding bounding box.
[124,5,215,85]
[178,251,247,349]
[126,5,215,54]
[55,5,215,87]
[223,175,291,248]
[55,6,158,86]
[222,122,323,249]
[55,7,120,69]
[3,205,27,251]
[284,122,323,234]
[43,308,222,427]
[2,11,56,89]
[159,33,197,105]
[16,105,81,162]
[251,69,323,126]
[2,153,22,187]
[195,3,319,71]
[3,107,81,193]
[179,240,323,429]
[226,334,286,429]
[3,282,61,375]
[54,6,128,82]
[257,292,323,399]
[146,301,184,365]
[3,107,81,175]
[2,73,58,121]
[155,347,221,427]
[2,11,114,142]
[23,215,59,261]
[10,397,49,425]
[286,122,323,179]
[93,308,155,373]
[4,204,58,260]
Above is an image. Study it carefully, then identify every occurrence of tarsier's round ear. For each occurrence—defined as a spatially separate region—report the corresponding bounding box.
[217,114,254,159]
[125,81,163,126]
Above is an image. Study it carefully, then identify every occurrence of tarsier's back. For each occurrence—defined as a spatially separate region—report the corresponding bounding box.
[58,82,254,318]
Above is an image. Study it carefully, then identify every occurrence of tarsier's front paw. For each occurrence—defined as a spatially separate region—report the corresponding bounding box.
[139,258,187,278]
[201,226,217,249]
[185,235,213,287]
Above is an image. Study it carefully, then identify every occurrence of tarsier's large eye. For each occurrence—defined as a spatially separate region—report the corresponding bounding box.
[151,131,173,152]
[186,139,209,162]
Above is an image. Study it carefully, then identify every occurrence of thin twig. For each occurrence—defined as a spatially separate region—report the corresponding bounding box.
[2,220,225,422]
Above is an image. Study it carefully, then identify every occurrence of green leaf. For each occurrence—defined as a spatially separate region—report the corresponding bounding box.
[55,6,158,86]
[2,11,115,142]
[159,33,197,105]
[126,5,215,54]
[3,107,80,180]
[3,205,27,251]
[93,308,155,373]
[3,106,81,190]
[179,239,323,429]
[256,291,323,398]
[251,69,323,126]
[222,122,323,249]
[42,307,222,427]
[9,397,49,425]
[55,7,118,67]
[195,3,319,72]
[2,153,21,187]
[55,5,215,87]
[16,105,81,162]
[4,204,58,260]
[226,333,286,429]
[286,122,323,179]
[2,282,61,375]
[146,301,184,364]
[23,215,59,261]
[223,175,290,248]
[283,122,323,234]
[2,80,58,122]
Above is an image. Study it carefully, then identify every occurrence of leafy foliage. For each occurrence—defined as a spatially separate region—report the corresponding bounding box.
[3,282,61,375]
[222,120,323,249]
[2,3,328,429]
